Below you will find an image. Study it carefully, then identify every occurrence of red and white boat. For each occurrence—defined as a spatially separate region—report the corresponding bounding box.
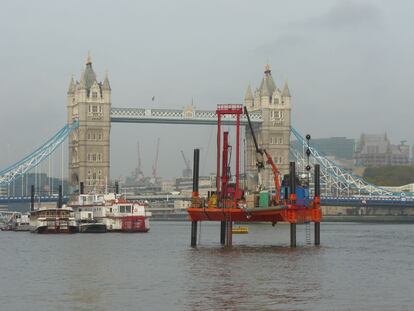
[69,193,151,233]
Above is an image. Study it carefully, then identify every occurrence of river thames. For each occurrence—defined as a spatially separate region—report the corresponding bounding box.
[0,222,413,311]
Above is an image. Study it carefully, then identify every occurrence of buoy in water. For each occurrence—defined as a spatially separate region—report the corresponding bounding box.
[232,226,249,234]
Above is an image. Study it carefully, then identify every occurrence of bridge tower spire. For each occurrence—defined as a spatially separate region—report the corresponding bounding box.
[244,64,291,191]
[67,53,111,193]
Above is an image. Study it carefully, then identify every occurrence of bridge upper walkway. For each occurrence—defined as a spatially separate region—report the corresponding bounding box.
[110,107,263,125]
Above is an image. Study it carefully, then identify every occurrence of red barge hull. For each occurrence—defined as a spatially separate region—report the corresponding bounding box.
[187,206,321,223]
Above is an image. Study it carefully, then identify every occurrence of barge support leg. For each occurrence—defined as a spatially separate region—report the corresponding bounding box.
[314,164,321,246]
[191,221,198,247]
[220,221,226,245]
[191,149,200,247]
[314,222,320,246]
[225,221,232,246]
[290,223,296,247]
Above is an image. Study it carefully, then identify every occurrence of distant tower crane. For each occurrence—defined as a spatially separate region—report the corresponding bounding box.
[136,141,144,180]
[181,150,192,178]
[152,138,160,180]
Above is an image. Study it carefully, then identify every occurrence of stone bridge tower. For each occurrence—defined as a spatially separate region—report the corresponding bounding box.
[244,65,291,191]
[67,54,111,193]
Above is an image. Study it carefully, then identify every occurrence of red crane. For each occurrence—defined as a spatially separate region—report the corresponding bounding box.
[244,106,281,205]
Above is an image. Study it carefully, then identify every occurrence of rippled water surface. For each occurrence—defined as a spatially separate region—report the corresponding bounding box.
[1,222,413,311]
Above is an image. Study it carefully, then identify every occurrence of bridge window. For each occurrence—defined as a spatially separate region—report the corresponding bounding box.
[92,92,98,99]
[274,98,279,105]
[270,110,284,120]
[98,133,102,140]
[278,137,283,144]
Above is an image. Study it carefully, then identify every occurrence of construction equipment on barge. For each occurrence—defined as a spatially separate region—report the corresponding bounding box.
[187,104,322,247]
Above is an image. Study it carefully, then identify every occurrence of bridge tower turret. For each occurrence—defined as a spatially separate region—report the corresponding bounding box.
[244,65,291,191]
[67,53,111,193]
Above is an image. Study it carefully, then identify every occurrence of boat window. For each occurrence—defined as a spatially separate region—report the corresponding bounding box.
[120,206,125,213]
[126,205,131,213]
[109,208,112,213]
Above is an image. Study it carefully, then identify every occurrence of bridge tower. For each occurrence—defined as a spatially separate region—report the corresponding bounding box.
[244,64,291,191]
[67,53,111,193]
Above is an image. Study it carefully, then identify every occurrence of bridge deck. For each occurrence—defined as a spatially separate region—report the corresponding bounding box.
[110,107,263,125]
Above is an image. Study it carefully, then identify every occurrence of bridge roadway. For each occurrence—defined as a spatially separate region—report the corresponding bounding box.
[1,194,414,208]
[110,107,263,125]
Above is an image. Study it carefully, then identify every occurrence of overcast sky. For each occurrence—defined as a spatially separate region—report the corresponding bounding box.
[0,0,413,179]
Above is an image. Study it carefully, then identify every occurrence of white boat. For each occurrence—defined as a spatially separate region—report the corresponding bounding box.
[14,213,32,231]
[29,205,77,234]
[69,193,151,232]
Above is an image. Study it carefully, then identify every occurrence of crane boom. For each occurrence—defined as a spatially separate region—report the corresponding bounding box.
[180,150,191,170]
[244,106,264,169]
[244,106,280,204]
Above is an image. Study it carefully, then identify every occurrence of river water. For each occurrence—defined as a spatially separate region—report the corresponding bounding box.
[0,222,413,311]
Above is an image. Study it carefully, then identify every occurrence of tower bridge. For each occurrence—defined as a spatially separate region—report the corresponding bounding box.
[0,54,404,203]
[67,56,290,193]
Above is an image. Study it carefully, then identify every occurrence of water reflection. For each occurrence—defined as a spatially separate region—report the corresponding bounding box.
[183,245,323,310]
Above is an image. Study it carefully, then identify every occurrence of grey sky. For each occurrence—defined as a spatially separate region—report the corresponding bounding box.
[0,0,413,178]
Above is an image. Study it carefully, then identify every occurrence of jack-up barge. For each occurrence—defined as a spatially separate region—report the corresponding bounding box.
[187,104,322,247]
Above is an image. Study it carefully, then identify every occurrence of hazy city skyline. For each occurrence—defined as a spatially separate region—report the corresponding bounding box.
[1,0,413,178]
